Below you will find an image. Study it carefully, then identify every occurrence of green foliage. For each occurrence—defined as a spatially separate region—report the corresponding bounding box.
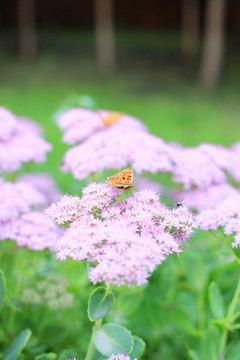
[0,268,6,311]
[3,329,32,360]
[35,353,57,360]
[209,282,225,319]
[93,323,133,356]
[129,336,146,359]
[88,286,115,321]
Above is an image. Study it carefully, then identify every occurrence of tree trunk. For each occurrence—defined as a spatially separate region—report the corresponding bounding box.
[94,0,115,74]
[200,0,226,89]
[181,0,200,58]
[18,0,37,60]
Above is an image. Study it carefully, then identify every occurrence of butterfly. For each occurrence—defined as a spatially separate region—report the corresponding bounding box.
[99,111,124,126]
[107,168,133,189]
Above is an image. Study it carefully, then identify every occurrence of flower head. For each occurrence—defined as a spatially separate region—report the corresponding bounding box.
[0,107,52,173]
[46,183,194,286]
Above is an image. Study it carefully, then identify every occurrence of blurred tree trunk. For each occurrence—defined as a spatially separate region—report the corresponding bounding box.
[94,0,115,74]
[18,0,37,60]
[181,0,200,58]
[200,0,226,89]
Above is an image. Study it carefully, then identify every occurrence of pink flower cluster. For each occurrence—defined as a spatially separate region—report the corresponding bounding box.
[57,108,240,194]
[58,108,172,179]
[108,354,137,360]
[197,194,240,247]
[0,107,52,173]
[46,183,194,286]
[0,179,60,250]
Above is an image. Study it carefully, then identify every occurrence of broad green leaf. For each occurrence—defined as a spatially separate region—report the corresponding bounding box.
[0,269,6,311]
[129,336,146,359]
[201,325,220,360]
[3,328,32,360]
[187,349,200,360]
[209,282,225,319]
[58,349,80,360]
[226,342,240,360]
[88,287,114,321]
[93,323,133,356]
[35,353,57,360]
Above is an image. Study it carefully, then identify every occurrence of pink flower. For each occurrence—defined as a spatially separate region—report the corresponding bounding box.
[174,183,239,211]
[197,194,240,246]
[46,183,195,286]
[0,108,52,173]
[0,107,18,141]
[0,211,60,251]
[17,173,61,203]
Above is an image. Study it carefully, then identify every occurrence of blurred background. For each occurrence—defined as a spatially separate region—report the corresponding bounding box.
[0,0,240,190]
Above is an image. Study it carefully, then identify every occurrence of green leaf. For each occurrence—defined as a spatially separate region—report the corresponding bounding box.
[201,325,220,360]
[129,336,146,359]
[58,349,80,360]
[0,269,6,311]
[209,282,225,319]
[93,323,133,357]
[35,353,57,360]
[226,342,240,360]
[3,328,32,360]
[187,349,200,360]
[88,286,114,321]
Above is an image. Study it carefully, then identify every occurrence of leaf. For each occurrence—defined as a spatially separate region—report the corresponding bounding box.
[93,323,133,357]
[129,336,146,359]
[209,282,225,319]
[58,349,80,360]
[187,349,200,360]
[3,328,32,360]
[88,286,114,321]
[0,269,6,311]
[35,353,57,360]
[201,325,220,360]
[226,342,240,360]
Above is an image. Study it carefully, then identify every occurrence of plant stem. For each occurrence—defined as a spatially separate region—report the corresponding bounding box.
[219,271,240,359]
[84,319,102,360]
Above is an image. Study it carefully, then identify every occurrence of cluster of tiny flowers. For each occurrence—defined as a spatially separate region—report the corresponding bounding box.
[21,274,74,309]
[197,194,240,247]
[174,183,239,211]
[0,107,52,173]
[46,183,194,286]
[58,108,240,194]
[58,108,172,180]
[0,178,60,250]
[108,354,137,360]
[17,172,62,203]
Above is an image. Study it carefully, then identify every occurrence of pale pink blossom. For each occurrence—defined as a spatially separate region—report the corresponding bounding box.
[0,107,18,140]
[0,211,60,251]
[175,183,239,211]
[17,173,61,203]
[0,108,52,173]
[197,194,240,246]
[46,183,194,286]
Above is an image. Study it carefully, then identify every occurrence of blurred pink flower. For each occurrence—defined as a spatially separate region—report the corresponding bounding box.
[0,211,59,251]
[0,180,60,250]
[17,172,62,203]
[174,183,239,211]
[46,183,195,286]
[197,194,240,247]
[0,107,52,173]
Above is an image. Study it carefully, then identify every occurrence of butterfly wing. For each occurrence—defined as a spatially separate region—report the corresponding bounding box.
[107,168,133,189]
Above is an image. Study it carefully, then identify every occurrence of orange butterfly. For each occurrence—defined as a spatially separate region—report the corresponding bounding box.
[99,111,124,126]
[107,168,133,189]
